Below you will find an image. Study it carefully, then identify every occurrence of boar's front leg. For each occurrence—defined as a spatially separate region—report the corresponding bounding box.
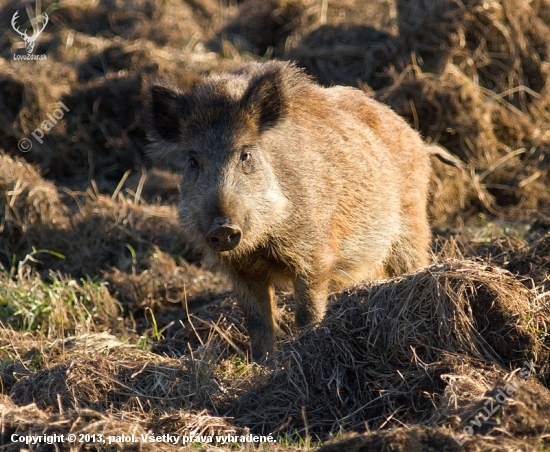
[232,277,276,362]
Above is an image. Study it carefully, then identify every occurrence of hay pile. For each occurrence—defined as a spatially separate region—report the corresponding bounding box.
[230,260,549,439]
[0,332,248,451]
[0,153,66,262]
[385,0,550,219]
[9,351,216,413]
[438,228,550,291]
[0,396,243,452]
[105,248,230,312]
[0,153,188,277]
[2,0,550,450]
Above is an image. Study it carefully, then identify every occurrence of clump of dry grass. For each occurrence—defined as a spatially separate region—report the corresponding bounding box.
[318,379,550,451]
[440,229,550,291]
[0,153,190,279]
[50,191,187,277]
[9,349,217,413]
[0,329,251,451]
[0,393,247,452]
[0,153,67,265]
[212,0,307,57]
[479,232,550,292]
[230,260,549,438]
[389,0,550,218]
[0,395,153,452]
[104,248,230,312]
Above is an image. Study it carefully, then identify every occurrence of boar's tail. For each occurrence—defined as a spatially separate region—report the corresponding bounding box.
[427,145,464,170]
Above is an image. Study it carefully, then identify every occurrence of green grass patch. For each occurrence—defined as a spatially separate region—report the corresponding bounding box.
[0,271,121,337]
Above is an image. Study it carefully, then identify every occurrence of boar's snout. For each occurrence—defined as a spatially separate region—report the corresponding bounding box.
[205,218,242,252]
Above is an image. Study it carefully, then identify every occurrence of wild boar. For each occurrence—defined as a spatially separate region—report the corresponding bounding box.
[147,60,434,362]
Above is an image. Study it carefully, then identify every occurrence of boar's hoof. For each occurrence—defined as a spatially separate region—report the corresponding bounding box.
[206,223,242,252]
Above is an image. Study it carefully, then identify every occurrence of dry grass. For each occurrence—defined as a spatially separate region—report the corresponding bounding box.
[2,0,550,450]
[229,261,549,439]
[1,260,549,450]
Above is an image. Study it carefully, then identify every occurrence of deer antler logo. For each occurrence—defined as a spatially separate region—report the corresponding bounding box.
[11,10,49,54]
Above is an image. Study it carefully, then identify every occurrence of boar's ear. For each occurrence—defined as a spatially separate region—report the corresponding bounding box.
[148,85,193,142]
[242,69,286,131]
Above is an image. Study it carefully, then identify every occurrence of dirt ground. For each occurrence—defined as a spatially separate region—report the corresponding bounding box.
[1,0,550,450]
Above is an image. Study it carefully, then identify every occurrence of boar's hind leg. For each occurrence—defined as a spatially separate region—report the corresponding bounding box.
[384,217,430,276]
[233,278,277,362]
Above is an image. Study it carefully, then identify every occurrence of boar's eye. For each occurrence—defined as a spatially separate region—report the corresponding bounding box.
[240,151,251,164]
[188,156,199,169]
[239,151,253,173]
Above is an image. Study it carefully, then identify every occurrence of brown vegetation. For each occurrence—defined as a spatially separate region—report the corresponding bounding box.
[1,0,550,450]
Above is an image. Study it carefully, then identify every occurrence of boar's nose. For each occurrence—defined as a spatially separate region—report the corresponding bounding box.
[205,219,242,252]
